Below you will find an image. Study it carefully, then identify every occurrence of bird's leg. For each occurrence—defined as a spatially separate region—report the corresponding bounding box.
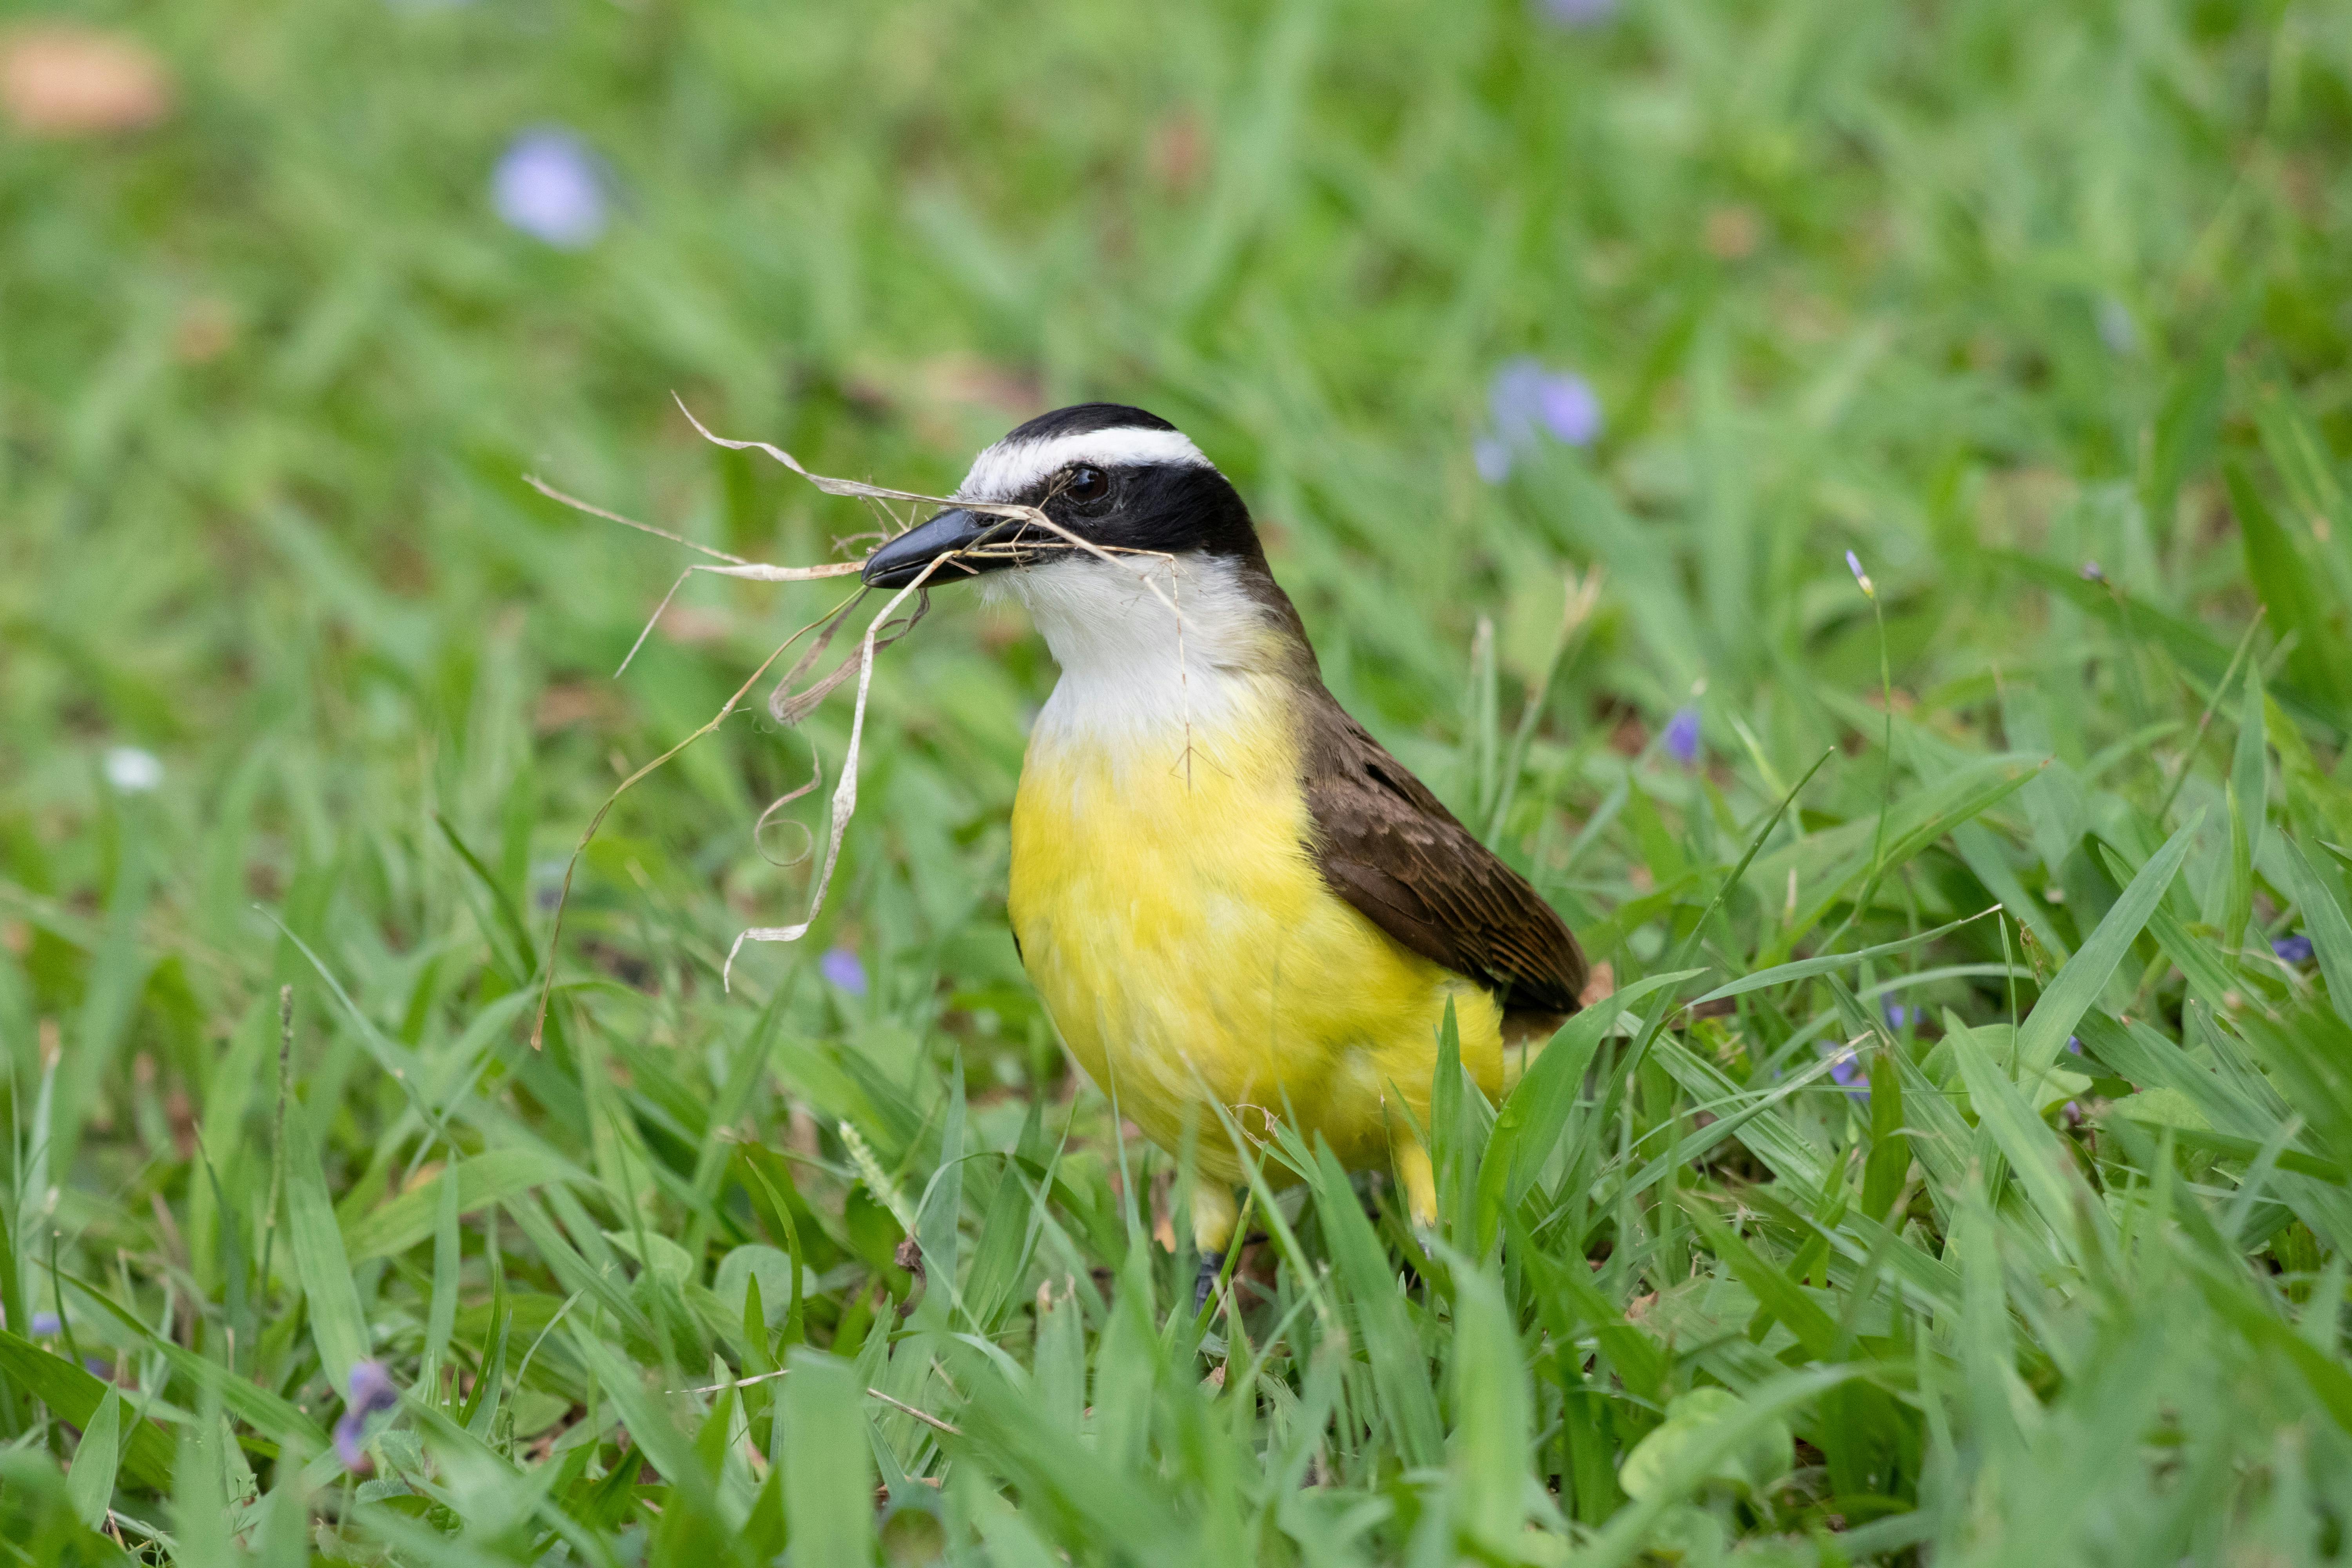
[1394,1135,1439,1236]
[1192,1183,1240,1313]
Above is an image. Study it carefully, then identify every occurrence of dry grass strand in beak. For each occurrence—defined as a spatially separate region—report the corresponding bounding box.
[521,474,863,676]
[671,394,1185,616]
[527,400,1210,1044]
[525,589,856,1048]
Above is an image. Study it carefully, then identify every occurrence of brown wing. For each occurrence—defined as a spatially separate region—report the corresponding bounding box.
[1299,688,1586,1018]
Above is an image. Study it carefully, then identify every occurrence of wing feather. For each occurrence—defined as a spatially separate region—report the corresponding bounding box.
[1299,691,1586,1017]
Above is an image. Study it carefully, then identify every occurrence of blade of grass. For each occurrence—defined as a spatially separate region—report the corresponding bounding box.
[64,1386,122,1530]
[285,1110,370,1391]
[0,1331,173,1487]
[1476,969,1703,1252]
[782,1348,879,1568]
[2016,818,2200,1073]
[1687,906,1999,1008]
[423,1149,461,1407]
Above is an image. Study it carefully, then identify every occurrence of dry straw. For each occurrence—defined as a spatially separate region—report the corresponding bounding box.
[525,398,1184,1048]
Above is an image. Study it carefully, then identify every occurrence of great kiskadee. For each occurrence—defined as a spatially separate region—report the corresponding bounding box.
[864,404,1585,1296]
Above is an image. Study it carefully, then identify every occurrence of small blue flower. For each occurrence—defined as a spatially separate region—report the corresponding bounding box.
[29,1312,60,1336]
[1845,550,1875,599]
[1535,376,1602,446]
[334,1360,399,1472]
[1537,0,1619,25]
[493,128,609,249]
[2274,934,2315,965]
[2066,1034,2081,1055]
[1881,1001,1915,1030]
[1490,358,1601,448]
[1663,708,1700,767]
[348,1360,397,1413]
[820,947,868,997]
[1476,359,1601,482]
[1473,435,1514,485]
[531,857,569,913]
[1827,1050,1869,1103]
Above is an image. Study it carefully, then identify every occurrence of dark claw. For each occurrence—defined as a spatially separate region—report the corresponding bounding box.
[1194,1250,1225,1313]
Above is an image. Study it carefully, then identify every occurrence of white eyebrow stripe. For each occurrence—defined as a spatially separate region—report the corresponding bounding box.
[955,426,1211,501]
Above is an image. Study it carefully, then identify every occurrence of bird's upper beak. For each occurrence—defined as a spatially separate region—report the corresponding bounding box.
[861,507,1020,589]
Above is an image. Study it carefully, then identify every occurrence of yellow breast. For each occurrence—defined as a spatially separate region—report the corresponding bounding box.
[1006,675,1506,1182]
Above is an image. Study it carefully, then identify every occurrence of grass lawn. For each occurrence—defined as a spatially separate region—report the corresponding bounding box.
[7,0,2352,1561]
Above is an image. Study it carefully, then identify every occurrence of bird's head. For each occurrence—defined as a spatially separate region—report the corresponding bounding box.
[860,404,1259,592]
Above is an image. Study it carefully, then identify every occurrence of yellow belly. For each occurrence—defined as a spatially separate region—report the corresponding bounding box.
[1006,679,1505,1187]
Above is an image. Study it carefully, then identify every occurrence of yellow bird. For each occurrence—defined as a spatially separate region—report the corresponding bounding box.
[864,405,1585,1298]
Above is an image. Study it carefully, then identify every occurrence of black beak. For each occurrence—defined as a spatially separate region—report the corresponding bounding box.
[862,507,1020,589]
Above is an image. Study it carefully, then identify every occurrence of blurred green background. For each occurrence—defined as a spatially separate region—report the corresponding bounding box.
[7,0,2352,1562]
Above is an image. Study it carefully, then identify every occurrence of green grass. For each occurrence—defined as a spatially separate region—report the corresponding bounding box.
[6,0,2352,1561]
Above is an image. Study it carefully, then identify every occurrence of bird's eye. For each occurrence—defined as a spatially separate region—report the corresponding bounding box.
[1062,466,1111,504]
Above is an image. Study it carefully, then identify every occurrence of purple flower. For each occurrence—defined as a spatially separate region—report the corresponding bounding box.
[820,947,867,997]
[1827,1050,1868,1103]
[332,1416,368,1471]
[1881,1001,1915,1030]
[1845,550,1875,599]
[1663,708,1700,766]
[82,1357,113,1379]
[493,128,609,249]
[2067,1035,2081,1055]
[334,1360,399,1472]
[2062,1100,2083,1127]
[1490,358,1601,447]
[2274,934,2315,965]
[1535,377,1602,446]
[1490,361,1543,438]
[531,857,568,913]
[1473,436,1514,485]
[348,1360,397,1412]
[29,1312,60,1336]
[1477,359,1601,481]
[1538,0,1619,25]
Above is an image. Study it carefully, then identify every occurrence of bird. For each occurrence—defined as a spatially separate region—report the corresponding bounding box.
[862,403,1586,1305]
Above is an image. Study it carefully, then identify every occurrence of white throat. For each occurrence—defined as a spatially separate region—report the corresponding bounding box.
[984,553,1279,745]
